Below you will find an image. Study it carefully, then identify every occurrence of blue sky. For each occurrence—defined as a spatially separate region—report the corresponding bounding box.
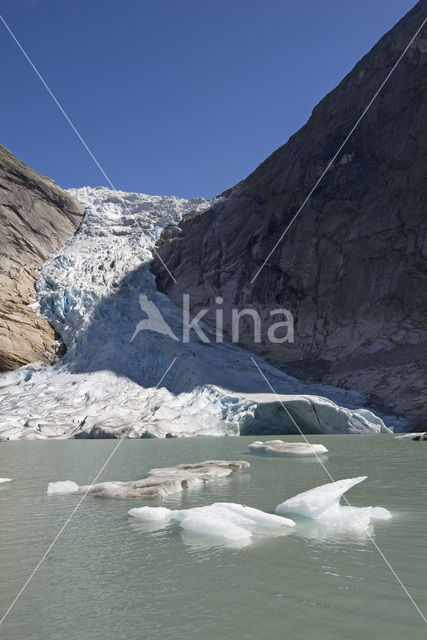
[0,0,418,198]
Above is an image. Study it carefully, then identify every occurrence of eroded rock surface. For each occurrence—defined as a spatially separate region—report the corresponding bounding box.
[151,2,427,424]
[0,144,84,370]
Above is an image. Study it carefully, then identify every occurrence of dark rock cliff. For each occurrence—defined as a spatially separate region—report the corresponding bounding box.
[0,144,84,370]
[151,1,427,424]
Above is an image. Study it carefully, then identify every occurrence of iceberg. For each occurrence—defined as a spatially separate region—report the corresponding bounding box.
[128,502,295,545]
[47,460,249,498]
[395,432,427,441]
[248,439,327,456]
[275,476,391,532]
[47,480,79,494]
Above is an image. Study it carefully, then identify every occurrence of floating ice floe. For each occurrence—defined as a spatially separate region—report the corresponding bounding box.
[128,502,295,546]
[275,476,391,534]
[248,440,327,456]
[395,432,427,441]
[47,460,249,498]
[47,480,79,494]
[0,478,12,483]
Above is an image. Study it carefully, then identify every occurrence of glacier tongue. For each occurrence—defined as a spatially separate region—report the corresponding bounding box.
[0,187,392,439]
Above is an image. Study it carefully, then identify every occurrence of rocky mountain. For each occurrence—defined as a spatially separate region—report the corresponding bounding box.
[0,187,392,440]
[151,1,427,426]
[0,144,84,370]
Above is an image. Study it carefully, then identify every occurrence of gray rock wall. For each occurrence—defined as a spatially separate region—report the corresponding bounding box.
[0,144,84,370]
[152,1,427,424]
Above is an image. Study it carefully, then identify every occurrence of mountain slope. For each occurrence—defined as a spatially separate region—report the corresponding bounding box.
[0,144,84,370]
[0,188,393,439]
[151,1,427,425]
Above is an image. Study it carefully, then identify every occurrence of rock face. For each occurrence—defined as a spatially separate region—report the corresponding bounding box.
[0,144,84,370]
[152,2,427,424]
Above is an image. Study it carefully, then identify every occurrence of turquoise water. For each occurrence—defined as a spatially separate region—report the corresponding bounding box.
[0,435,426,640]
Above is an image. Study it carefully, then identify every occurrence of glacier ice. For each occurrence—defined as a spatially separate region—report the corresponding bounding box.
[46,460,249,498]
[248,439,328,456]
[0,186,394,439]
[275,476,391,533]
[128,502,295,545]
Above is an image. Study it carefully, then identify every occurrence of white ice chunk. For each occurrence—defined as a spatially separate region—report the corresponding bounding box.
[128,501,295,546]
[128,506,173,522]
[248,439,327,456]
[275,477,366,518]
[179,514,252,542]
[47,481,79,495]
[371,506,392,521]
[275,476,391,531]
[0,478,12,483]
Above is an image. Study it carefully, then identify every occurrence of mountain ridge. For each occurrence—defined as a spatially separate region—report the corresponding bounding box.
[151,0,427,425]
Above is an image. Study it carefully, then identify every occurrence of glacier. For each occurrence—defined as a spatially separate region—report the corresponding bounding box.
[0,187,394,439]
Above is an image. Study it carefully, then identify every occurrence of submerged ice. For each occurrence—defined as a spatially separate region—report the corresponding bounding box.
[0,187,393,439]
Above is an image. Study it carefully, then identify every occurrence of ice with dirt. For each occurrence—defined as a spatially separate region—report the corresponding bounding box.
[0,187,393,439]
[248,440,328,456]
[47,460,249,498]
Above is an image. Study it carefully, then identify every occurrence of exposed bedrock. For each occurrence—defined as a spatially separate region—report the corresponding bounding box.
[0,144,84,370]
[151,1,427,423]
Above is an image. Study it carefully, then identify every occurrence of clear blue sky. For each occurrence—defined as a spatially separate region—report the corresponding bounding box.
[0,0,418,198]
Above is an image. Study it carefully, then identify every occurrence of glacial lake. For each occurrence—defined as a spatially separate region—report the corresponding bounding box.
[0,435,426,640]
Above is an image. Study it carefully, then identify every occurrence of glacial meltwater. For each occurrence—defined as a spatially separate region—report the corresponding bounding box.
[0,435,426,640]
